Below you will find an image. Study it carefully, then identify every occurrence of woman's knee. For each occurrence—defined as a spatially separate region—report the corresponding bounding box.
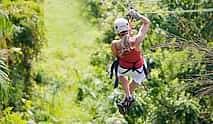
[119,76,129,84]
[132,80,139,85]
[130,80,139,91]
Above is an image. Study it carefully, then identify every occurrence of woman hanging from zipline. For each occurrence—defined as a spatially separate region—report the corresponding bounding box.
[111,9,150,114]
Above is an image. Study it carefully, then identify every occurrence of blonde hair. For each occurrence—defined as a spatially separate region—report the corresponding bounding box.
[120,35,131,57]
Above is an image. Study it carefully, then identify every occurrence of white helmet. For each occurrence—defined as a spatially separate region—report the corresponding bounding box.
[114,18,129,33]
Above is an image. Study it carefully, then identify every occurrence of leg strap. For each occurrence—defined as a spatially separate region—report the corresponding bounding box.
[110,60,119,88]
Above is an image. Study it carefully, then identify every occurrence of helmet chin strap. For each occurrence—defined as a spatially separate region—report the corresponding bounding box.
[119,31,128,37]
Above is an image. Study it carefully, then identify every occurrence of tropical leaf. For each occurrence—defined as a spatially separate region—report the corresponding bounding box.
[0,9,13,40]
[0,59,10,106]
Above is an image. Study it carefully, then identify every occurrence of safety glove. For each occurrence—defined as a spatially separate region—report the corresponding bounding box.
[127,9,142,20]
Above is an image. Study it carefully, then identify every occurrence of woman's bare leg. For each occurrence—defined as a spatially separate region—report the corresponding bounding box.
[129,80,138,94]
[119,76,131,102]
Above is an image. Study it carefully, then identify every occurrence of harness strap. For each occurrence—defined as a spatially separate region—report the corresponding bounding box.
[136,69,143,74]
[119,65,143,74]
[120,68,131,74]
[143,65,148,77]
[143,63,151,81]
[119,59,142,74]
[110,61,116,79]
[110,60,119,88]
[110,59,151,89]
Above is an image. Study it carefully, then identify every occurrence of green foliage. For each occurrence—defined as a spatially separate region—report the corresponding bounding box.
[160,0,213,42]
[0,111,27,124]
[0,10,13,45]
[90,44,113,69]
[0,0,46,123]
[81,0,104,24]
[5,1,45,55]
[0,60,11,109]
[99,29,117,44]
[1,0,46,97]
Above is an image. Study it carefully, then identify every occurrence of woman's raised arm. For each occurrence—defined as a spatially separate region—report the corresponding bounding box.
[135,15,150,46]
[127,9,150,46]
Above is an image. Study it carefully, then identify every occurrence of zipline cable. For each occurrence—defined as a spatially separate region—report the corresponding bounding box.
[141,8,213,14]
[116,0,213,14]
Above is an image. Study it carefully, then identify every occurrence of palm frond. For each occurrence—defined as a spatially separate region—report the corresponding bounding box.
[0,59,10,105]
[0,8,13,39]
